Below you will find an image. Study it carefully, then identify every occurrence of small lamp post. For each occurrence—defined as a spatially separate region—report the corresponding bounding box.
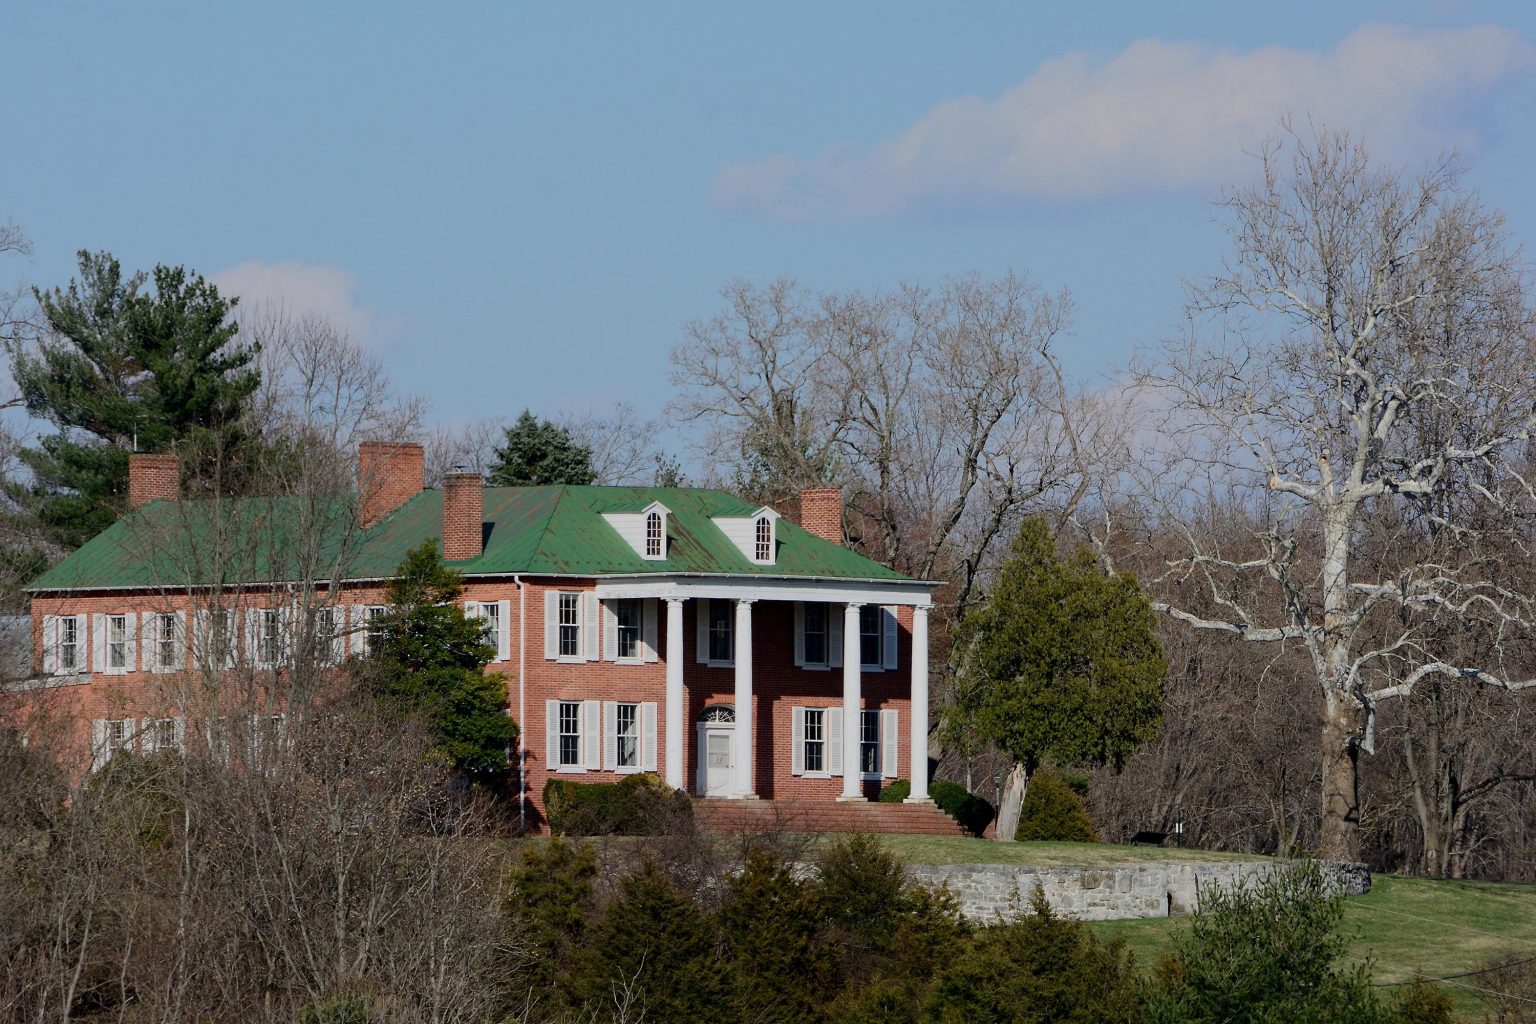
[992,770,1003,810]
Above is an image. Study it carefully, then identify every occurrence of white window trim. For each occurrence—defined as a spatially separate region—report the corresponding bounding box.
[552,591,589,664]
[792,705,843,778]
[601,501,672,562]
[146,611,186,674]
[696,598,735,668]
[605,598,650,665]
[100,613,136,675]
[466,599,512,663]
[711,506,781,566]
[547,698,601,773]
[793,601,841,671]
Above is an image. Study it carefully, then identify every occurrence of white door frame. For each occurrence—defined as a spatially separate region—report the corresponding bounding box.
[695,706,736,797]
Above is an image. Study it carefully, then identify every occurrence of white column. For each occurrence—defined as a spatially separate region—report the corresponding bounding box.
[733,598,755,798]
[905,605,931,803]
[840,602,863,801]
[664,598,685,790]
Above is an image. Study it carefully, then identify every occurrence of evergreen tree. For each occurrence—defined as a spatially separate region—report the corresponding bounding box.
[952,517,1165,841]
[364,542,515,782]
[487,410,596,486]
[10,252,259,550]
[719,849,834,1024]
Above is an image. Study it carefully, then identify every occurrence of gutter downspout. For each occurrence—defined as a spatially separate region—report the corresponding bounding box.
[514,575,527,834]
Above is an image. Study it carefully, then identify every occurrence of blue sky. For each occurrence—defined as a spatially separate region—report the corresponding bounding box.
[3,2,1535,451]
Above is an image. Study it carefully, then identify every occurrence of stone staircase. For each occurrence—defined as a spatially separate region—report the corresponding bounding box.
[692,797,969,836]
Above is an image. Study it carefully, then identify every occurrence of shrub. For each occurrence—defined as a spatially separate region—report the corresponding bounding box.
[1144,864,1394,1024]
[925,887,1141,1023]
[1015,770,1098,842]
[542,772,691,836]
[504,837,598,1011]
[878,780,995,837]
[720,849,834,1024]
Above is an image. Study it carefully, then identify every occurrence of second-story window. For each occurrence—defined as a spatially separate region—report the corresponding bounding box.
[860,606,882,668]
[59,616,80,672]
[257,609,280,665]
[708,600,733,663]
[803,603,828,666]
[107,615,129,670]
[754,516,772,561]
[480,602,501,657]
[615,599,642,660]
[558,594,580,657]
[315,607,337,663]
[645,511,664,558]
[210,609,233,667]
[155,613,178,670]
[365,606,387,652]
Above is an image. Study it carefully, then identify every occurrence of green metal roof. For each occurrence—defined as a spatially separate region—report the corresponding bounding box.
[28,485,920,592]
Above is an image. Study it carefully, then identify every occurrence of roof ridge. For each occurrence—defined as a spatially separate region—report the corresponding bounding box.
[523,484,567,566]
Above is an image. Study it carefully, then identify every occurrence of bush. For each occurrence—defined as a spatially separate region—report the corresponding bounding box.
[542,773,691,836]
[925,887,1141,1023]
[1015,770,1099,842]
[879,780,995,837]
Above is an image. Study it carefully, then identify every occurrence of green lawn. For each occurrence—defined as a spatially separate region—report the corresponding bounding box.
[879,835,1262,866]
[1090,873,1536,1021]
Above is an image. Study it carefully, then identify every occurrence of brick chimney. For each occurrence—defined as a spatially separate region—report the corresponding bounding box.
[442,469,485,561]
[128,452,179,509]
[358,441,424,530]
[799,486,843,545]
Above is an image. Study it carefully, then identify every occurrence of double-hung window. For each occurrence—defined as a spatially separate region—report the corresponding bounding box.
[615,702,639,769]
[645,511,664,558]
[480,602,501,656]
[860,606,883,669]
[364,606,387,652]
[59,616,80,672]
[614,599,642,661]
[155,613,179,671]
[708,600,733,663]
[803,708,827,773]
[804,603,829,666]
[557,700,581,768]
[107,615,129,671]
[257,609,281,665]
[558,594,580,658]
[314,607,338,664]
[860,710,880,776]
[754,515,773,561]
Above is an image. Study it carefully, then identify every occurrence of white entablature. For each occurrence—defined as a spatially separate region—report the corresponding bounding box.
[592,573,933,608]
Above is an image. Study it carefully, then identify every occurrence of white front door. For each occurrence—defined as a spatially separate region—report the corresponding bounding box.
[697,723,735,796]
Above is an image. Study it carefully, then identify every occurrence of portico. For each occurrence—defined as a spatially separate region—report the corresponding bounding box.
[595,577,933,804]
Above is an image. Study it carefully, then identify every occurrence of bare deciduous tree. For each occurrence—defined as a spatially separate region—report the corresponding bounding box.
[1126,124,1536,862]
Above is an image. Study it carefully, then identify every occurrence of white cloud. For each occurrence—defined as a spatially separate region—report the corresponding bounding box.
[714,23,1533,216]
[211,260,374,339]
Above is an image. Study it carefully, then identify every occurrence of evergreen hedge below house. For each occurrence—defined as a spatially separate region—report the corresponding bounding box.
[542,773,691,836]
[879,779,996,837]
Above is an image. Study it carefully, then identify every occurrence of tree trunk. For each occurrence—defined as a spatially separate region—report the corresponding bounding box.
[992,763,1029,842]
[1319,695,1361,863]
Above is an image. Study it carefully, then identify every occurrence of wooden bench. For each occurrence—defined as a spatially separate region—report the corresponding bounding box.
[1130,830,1170,847]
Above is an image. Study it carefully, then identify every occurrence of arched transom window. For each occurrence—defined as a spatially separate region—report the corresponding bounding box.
[701,705,736,723]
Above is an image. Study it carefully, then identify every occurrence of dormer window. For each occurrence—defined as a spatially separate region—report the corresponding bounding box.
[712,506,780,565]
[603,501,670,561]
[755,516,772,561]
[646,511,664,558]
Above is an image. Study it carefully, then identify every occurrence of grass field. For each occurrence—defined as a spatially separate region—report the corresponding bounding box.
[1090,873,1536,1020]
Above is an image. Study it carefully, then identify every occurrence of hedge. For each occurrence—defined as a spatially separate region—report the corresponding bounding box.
[878,779,995,837]
[1015,770,1099,842]
[542,773,692,836]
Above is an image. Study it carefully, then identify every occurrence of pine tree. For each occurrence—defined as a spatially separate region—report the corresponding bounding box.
[9,251,259,550]
[487,410,595,486]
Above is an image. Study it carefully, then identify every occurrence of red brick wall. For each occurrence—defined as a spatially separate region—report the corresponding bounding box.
[798,487,843,545]
[10,583,919,826]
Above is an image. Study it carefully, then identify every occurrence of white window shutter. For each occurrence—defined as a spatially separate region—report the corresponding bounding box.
[174,612,187,668]
[583,594,600,661]
[881,708,899,778]
[90,719,107,771]
[603,701,617,770]
[640,702,658,771]
[695,599,709,664]
[641,599,659,663]
[543,591,559,660]
[140,615,153,673]
[173,717,187,753]
[464,600,480,622]
[124,614,138,673]
[245,610,260,666]
[882,607,899,670]
[348,606,364,655]
[582,699,601,769]
[791,707,806,775]
[829,609,844,668]
[42,616,58,675]
[497,600,512,662]
[91,614,106,673]
[602,600,618,663]
[827,707,844,775]
[140,718,156,754]
[545,700,560,767]
[793,603,805,667]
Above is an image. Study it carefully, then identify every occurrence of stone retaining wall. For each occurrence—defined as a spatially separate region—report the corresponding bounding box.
[906,859,1371,922]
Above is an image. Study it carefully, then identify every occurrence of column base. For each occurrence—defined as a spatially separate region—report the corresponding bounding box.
[903,796,935,805]
[836,794,866,803]
[732,793,760,801]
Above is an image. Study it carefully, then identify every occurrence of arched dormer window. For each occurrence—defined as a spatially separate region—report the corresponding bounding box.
[645,510,664,558]
[755,515,773,562]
